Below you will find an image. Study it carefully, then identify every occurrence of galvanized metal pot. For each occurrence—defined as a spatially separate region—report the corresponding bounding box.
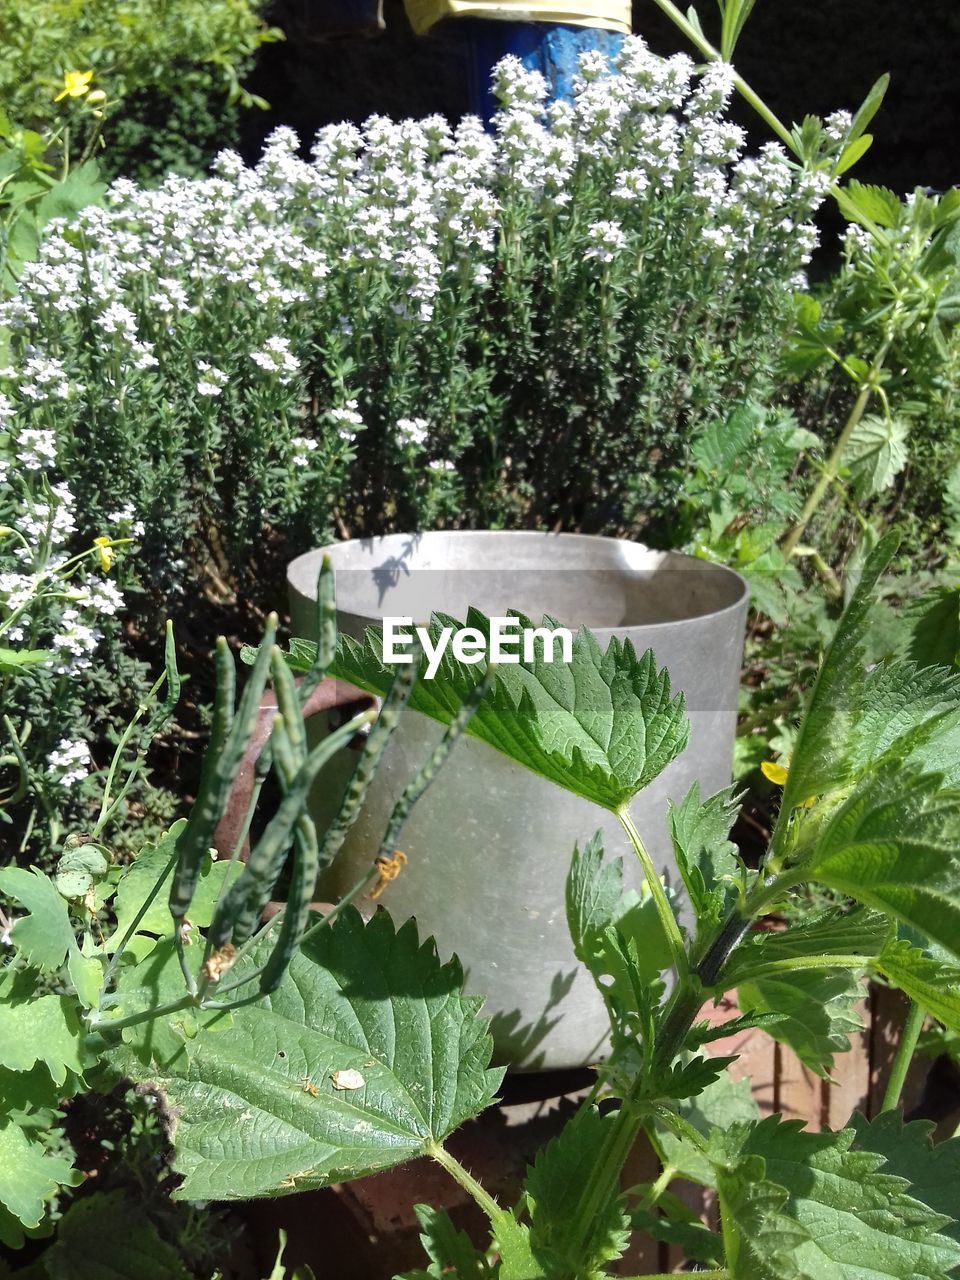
[288,532,748,1071]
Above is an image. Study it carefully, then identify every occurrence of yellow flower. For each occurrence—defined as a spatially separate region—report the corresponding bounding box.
[761,759,789,786]
[55,70,94,102]
[92,536,114,572]
[761,758,817,807]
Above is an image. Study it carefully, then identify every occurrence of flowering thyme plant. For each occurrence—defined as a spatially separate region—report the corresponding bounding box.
[1,42,838,599]
[0,412,160,857]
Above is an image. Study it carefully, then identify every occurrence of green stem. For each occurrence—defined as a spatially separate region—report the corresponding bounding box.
[621,1272,728,1280]
[881,1000,925,1113]
[426,1142,502,1222]
[782,337,893,557]
[646,0,795,153]
[618,808,688,980]
[87,992,195,1033]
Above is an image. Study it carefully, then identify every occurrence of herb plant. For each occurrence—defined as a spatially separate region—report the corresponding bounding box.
[0,44,837,607]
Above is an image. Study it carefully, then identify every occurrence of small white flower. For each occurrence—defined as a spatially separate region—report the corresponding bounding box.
[396,417,429,448]
[585,220,627,264]
[16,427,57,471]
[250,336,299,382]
[47,738,92,788]
[327,400,364,442]
[291,435,319,467]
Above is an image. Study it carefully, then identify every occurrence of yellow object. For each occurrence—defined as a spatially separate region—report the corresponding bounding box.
[402,0,630,36]
[92,536,114,572]
[55,70,93,102]
[761,759,789,786]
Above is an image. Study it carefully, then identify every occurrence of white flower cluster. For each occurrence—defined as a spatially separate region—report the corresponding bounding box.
[0,42,829,545]
[47,737,92,788]
[0,475,124,670]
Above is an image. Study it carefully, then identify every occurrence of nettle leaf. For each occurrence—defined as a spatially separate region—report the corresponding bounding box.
[843,414,909,498]
[835,179,904,230]
[523,1105,629,1276]
[657,1067,760,1187]
[902,588,960,670]
[0,994,85,1086]
[736,967,867,1076]
[874,938,960,1031]
[325,610,689,811]
[0,1119,81,1239]
[0,867,75,972]
[718,1117,960,1279]
[782,535,895,811]
[851,1112,960,1245]
[566,833,673,1033]
[113,908,502,1200]
[847,661,960,778]
[630,1191,724,1266]
[715,1157,811,1279]
[668,782,741,929]
[722,909,891,985]
[806,764,960,964]
[41,1190,190,1280]
[411,1204,494,1279]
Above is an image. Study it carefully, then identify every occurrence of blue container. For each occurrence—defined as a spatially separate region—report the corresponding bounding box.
[456,20,626,119]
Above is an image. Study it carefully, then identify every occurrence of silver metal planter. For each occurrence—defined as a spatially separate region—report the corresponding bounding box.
[288,532,748,1071]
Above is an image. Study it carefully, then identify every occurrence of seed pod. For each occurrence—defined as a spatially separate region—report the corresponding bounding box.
[376,665,494,860]
[258,721,319,995]
[251,559,336,794]
[208,702,376,948]
[170,615,277,922]
[315,652,419,871]
[168,636,236,921]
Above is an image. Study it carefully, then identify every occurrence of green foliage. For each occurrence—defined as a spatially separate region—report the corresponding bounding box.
[713,1118,960,1279]
[5,525,960,1278]
[106,909,503,1201]
[523,1107,630,1276]
[40,1190,191,1280]
[0,0,281,182]
[324,611,689,812]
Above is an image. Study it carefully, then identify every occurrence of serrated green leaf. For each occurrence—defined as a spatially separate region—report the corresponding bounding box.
[0,1118,81,1234]
[901,589,960,670]
[0,868,74,972]
[851,1111,960,1244]
[806,764,960,963]
[716,1156,811,1279]
[782,534,897,811]
[0,995,85,1086]
[656,1066,760,1188]
[835,180,904,230]
[41,1190,190,1280]
[523,1105,629,1276]
[668,782,741,928]
[412,1204,493,1279]
[736,967,866,1076]
[109,908,503,1200]
[566,833,672,1033]
[631,1189,723,1264]
[874,938,960,1031]
[843,414,909,498]
[718,1117,960,1279]
[323,611,689,811]
[722,909,891,986]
